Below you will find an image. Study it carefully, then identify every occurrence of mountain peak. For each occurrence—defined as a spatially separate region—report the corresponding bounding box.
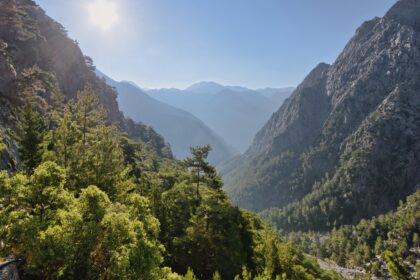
[296,62,330,91]
[185,81,226,94]
[385,0,420,30]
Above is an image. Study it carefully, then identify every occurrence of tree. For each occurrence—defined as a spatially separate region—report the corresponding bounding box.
[161,182,254,280]
[0,161,72,276]
[49,102,80,170]
[374,236,384,255]
[34,187,164,279]
[183,268,198,280]
[18,96,46,173]
[48,83,127,195]
[384,251,412,280]
[183,145,211,198]
[212,271,222,280]
[262,230,283,278]
[183,145,222,199]
[74,83,106,151]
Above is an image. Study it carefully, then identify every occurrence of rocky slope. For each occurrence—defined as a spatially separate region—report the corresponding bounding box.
[224,0,420,231]
[0,0,171,170]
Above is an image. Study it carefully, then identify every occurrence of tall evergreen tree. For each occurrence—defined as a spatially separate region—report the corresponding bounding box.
[50,83,126,195]
[18,97,46,174]
[183,145,222,198]
[384,251,412,280]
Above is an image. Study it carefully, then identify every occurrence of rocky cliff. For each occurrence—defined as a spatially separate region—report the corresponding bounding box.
[224,0,420,231]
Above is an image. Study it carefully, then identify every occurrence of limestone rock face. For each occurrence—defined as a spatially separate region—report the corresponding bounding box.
[224,0,420,231]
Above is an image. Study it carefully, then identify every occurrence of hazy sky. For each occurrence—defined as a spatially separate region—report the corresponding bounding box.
[36,0,395,89]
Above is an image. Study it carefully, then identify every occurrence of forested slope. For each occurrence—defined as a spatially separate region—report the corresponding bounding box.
[289,190,420,279]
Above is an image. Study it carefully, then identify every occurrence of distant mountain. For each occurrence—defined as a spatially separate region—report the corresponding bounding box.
[184,81,227,95]
[224,0,420,232]
[97,72,236,164]
[148,83,293,153]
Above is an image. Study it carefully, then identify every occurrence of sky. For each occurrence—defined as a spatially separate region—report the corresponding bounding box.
[36,0,396,89]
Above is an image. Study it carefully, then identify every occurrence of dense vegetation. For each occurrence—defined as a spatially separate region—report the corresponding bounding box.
[288,190,420,278]
[0,72,340,279]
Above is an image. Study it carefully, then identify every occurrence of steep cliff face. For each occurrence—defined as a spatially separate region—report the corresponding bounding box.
[0,0,171,170]
[248,63,331,156]
[225,0,420,231]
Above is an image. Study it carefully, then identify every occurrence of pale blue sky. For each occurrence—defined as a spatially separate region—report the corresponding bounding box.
[36,0,396,89]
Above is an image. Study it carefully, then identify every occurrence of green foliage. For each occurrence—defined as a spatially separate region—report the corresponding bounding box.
[0,162,71,272]
[183,145,223,196]
[212,271,221,280]
[183,268,198,280]
[1,77,343,279]
[384,251,412,280]
[15,65,65,174]
[0,134,5,151]
[45,83,128,196]
[158,181,254,279]
[260,233,339,280]
[288,190,420,276]
[39,187,163,279]
[18,96,46,174]
[0,163,164,279]
[123,118,173,159]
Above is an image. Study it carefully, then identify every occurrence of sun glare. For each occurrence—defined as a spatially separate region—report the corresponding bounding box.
[87,0,119,31]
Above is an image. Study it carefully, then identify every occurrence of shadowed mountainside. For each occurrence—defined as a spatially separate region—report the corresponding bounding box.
[224,0,420,232]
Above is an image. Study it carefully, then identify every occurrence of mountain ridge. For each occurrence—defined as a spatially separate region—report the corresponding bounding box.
[97,71,237,164]
[148,83,294,153]
[224,0,420,232]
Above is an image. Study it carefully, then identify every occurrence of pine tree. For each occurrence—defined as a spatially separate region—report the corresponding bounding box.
[74,83,106,153]
[212,271,221,280]
[183,268,198,280]
[183,145,223,198]
[50,84,126,195]
[384,251,412,280]
[18,97,46,174]
[51,103,80,170]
